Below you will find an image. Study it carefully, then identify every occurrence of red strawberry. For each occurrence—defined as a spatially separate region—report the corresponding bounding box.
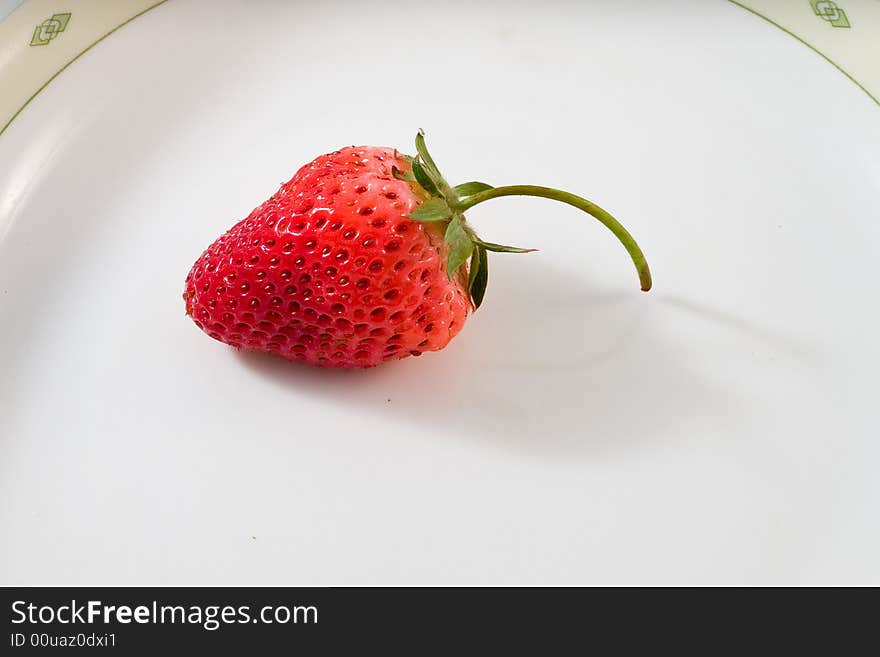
[184,131,651,368]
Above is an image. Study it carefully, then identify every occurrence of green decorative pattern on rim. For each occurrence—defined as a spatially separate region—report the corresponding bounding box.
[810,0,850,28]
[0,0,170,139]
[728,0,879,108]
[29,12,71,46]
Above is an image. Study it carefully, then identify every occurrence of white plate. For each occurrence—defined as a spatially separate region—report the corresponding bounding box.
[2,0,879,585]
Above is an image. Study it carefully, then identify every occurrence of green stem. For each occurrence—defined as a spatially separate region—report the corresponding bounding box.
[456,185,652,292]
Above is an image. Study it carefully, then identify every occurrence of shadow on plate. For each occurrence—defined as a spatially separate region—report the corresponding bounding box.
[234,258,748,457]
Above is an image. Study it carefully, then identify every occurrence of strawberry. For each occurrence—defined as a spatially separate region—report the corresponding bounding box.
[184,131,651,368]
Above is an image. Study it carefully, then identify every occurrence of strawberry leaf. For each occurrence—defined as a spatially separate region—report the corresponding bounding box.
[454,181,493,197]
[415,130,444,182]
[411,159,439,195]
[473,238,537,254]
[471,245,489,309]
[467,244,481,293]
[444,215,474,278]
[392,166,415,182]
[409,197,452,222]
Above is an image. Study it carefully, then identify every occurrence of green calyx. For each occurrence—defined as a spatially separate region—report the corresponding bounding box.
[398,130,652,310]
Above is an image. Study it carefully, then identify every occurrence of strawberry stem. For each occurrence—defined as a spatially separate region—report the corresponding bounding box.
[455,185,652,292]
